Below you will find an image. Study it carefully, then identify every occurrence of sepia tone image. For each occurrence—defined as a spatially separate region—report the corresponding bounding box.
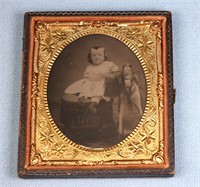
[47,34,147,148]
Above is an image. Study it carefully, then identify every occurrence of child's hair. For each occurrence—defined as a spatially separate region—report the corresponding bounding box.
[87,46,108,64]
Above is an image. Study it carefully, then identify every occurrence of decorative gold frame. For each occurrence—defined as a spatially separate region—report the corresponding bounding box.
[18,11,174,178]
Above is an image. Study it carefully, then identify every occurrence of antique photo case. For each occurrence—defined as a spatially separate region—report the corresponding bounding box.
[18,11,175,178]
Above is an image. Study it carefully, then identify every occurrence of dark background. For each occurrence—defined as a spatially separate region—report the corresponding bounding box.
[48,34,147,105]
[47,34,147,147]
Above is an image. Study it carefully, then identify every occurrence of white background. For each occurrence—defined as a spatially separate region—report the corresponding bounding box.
[0,0,200,186]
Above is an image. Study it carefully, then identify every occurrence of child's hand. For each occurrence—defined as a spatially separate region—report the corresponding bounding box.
[104,71,120,79]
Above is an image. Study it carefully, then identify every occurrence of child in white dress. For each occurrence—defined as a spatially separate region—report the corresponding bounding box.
[64,46,120,112]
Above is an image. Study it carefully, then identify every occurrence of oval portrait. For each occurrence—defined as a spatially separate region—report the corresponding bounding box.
[47,34,147,148]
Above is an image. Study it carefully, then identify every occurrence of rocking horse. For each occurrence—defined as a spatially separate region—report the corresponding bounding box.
[118,64,143,137]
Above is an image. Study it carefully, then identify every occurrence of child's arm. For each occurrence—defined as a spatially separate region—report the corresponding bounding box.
[104,71,120,79]
[104,62,120,79]
[83,66,90,78]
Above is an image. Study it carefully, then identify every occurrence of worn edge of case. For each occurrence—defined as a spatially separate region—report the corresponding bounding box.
[18,11,175,178]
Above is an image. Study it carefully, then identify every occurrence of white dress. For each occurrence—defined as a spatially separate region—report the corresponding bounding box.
[64,61,119,103]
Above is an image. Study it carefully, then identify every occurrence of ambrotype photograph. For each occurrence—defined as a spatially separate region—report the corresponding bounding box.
[48,34,146,148]
[18,12,174,178]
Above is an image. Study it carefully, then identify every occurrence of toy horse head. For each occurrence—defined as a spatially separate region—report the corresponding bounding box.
[121,63,140,89]
[121,64,134,84]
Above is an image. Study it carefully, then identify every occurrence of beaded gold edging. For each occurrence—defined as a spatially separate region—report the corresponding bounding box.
[43,29,150,151]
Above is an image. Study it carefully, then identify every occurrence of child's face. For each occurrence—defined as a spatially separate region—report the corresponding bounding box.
[90,48,105,65]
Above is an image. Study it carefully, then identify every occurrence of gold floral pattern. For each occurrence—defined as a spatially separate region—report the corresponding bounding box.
[29,20,165,166]
[39,130,55,145]
[140,129,156,144]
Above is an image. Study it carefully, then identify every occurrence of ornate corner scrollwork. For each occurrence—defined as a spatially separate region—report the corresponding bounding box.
[152,141,164,164]
[150,21,162,40]
[30,144,42,166]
